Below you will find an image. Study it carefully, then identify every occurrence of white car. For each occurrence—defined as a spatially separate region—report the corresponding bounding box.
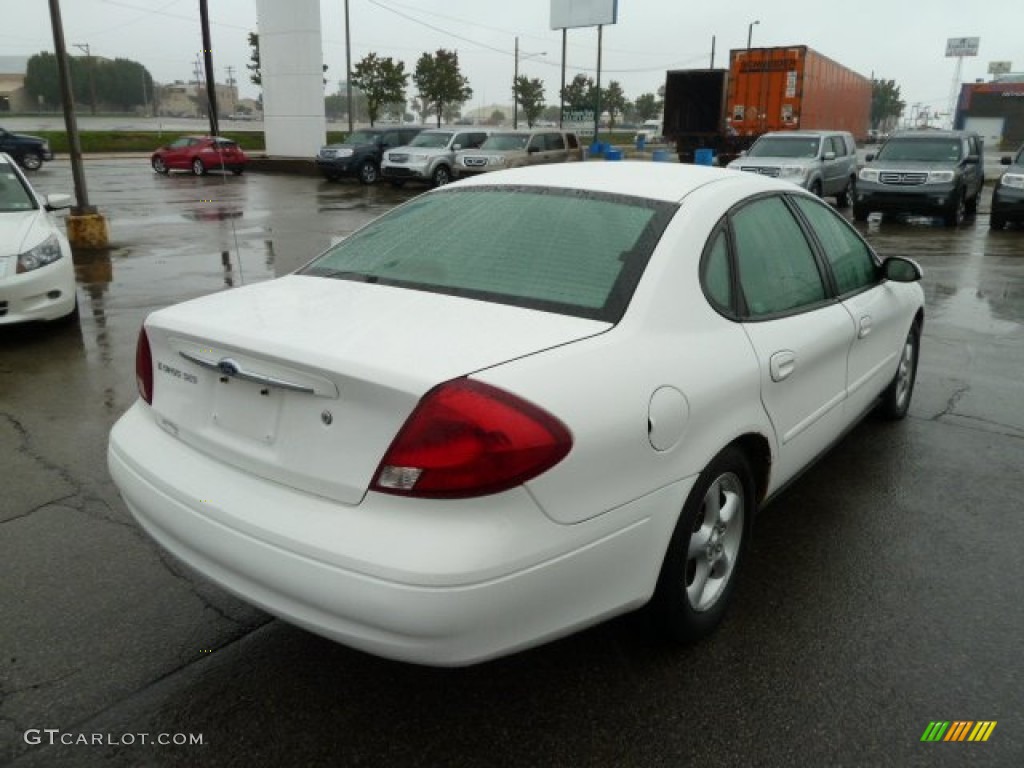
[0,152,76,324]
[108,163,924,666]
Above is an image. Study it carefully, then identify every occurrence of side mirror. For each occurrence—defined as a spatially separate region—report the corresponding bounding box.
[1001,156,1012,166]
[527,146,540,154]
[824,151,836,161]
[45,193,73,211]
[452,144,462,150]
[865,153,875,162]
[964,154,979,165]
[883,256,923,283]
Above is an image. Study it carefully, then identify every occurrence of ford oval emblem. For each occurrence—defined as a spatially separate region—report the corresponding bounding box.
[217,358,239,377]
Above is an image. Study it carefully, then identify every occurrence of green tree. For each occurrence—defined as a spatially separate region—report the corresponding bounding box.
[541,105,561,123]
[247,32,261,87]
[409,95,434,124]
[24,52,61,108]
[603,81,626,130]
[413,49,472,128]
[350,53,408,126]
[633,92,661,121]
[512,75,545,127]
[871,78,905,129]
[561,74,594,112]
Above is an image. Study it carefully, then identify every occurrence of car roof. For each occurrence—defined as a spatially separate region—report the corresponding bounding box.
[759,130,847,138]
[448,161,798,203]
[889,130,977,139]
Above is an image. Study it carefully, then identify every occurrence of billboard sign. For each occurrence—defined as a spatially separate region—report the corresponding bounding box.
[945,37,980,57]
[988,60,1012,75]
[551,0,618,30]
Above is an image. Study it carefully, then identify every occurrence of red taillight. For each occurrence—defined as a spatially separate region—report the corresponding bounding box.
[372,379,572,499]
[136,327,153,404]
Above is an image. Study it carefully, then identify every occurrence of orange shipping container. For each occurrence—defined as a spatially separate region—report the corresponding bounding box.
[727,46,871,141]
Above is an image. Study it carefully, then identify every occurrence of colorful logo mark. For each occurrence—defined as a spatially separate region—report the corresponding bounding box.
[921,721,997,742]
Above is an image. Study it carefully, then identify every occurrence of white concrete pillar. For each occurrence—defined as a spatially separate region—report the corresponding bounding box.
[255,0,325,157]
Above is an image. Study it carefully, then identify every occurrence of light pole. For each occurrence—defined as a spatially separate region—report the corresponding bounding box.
[746,20,760,133]
[513,36,546,129]
[746,20,759,50]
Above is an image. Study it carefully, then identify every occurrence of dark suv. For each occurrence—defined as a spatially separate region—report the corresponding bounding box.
[316,127,422,184]
[0,127,54,171]
[854,130,985,226]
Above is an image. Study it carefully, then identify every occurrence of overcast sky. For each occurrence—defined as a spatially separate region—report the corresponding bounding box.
[11,0,1022,121]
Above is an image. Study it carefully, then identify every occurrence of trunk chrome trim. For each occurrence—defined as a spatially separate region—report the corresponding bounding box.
[179,350,317,394]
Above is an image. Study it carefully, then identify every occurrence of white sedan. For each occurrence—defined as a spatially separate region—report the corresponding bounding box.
[108,163,924,666]
[0,152,76,324]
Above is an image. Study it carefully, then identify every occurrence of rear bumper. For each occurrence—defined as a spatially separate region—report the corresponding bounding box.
[108,403,686,665]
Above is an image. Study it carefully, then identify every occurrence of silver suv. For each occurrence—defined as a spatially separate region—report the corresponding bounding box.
[727,130,859,206]
[381,128,490,187]
[454,129,583,178]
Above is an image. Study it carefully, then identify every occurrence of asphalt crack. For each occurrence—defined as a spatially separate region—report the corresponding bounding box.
[930,384,969,421]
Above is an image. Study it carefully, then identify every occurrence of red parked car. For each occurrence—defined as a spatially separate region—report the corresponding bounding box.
[151,136,248,176]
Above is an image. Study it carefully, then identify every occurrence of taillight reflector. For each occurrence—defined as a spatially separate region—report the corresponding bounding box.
[136,327,153,404]
[372,379,572,499]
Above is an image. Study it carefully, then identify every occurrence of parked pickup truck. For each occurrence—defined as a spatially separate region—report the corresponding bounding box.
[0,127,54,171]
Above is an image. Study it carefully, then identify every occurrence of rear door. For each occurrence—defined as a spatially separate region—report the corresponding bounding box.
[729,195,855,487]
[791,195,910,417]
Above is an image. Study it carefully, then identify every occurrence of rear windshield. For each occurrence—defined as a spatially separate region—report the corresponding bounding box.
[876,138,963,162]
[301,187,675,322]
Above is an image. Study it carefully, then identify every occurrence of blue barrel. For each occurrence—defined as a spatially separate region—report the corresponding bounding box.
[589,142,605,156]
[695,148,715,166]
[652,149,672,162]
[605,147,623,161]
[635,135,646,152]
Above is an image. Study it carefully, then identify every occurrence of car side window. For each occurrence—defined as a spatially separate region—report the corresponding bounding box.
[545,133,566,151]
[566,133,579,149]
[468,133,486,149]
[731,196,826,317]
[829,136,845,156]
[792,196,878,295]
[527,135,543,151]
[701,229,732,311]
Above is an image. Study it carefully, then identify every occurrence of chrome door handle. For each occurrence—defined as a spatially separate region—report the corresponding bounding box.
[769,350,796,382]
[858,316,872,338]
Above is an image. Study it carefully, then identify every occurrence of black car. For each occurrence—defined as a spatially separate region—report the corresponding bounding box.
[853,130,985,227]
[316,127,422,184]
[990,145,1024,230]
[0,127,54,171]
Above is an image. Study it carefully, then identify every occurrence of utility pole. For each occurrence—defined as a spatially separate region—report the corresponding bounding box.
[344,0,353,132]
[48,0,108,248]
[73,42,97,115]
[199,0,219,135]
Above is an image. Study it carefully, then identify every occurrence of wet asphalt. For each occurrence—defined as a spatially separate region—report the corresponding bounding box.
[1,158,1022,767]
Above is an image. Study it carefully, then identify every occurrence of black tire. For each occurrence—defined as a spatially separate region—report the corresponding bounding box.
[232,167,244,176]
[20,151,43,171]
[357,160,379,185]
[651,445,754,643]
[965,190,979,215]
[191,158,206,176]
[323,172,340,182]
[431,165,453,187]
[152,156,169,175]
[943,190,965,227]
[809,180,823,198]
[836,176,855,208]
[878,324,920,420]
[853,204,869,222]
[990,213,1006,231]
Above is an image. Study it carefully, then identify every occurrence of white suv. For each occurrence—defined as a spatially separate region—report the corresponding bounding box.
[381,129,490,187]
[727,130,859,207]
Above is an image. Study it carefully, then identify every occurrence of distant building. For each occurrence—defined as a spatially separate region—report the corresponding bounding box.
[0,56,30,112]
[954,76,1024,150]
[156,80,239,118]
